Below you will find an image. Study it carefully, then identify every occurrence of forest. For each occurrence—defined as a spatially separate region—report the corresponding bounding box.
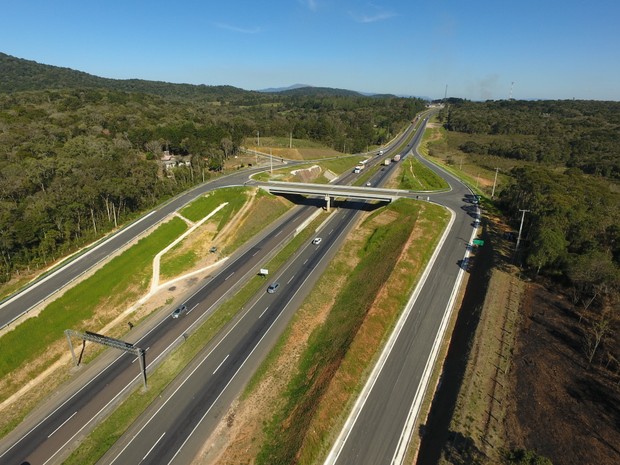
[439,98,620,371]
[0,53,425,284]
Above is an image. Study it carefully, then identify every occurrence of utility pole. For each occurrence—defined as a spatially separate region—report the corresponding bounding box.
[515,209,530,254]
[256,130,260,146]
[289,132,292,149]
[444,84,448,101]
[270,148,273,175]
[491,167,499,198]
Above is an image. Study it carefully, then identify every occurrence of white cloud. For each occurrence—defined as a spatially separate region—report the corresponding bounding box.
[215,23,262,34]
[349,4,395,23]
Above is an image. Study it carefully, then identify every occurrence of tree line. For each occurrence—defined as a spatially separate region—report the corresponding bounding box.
[442,98,620,372]
[440,99,620,179]
[0,86,424,284]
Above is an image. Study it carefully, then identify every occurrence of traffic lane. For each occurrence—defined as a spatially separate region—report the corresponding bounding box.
[104,205,358,465]
[332,202,473,464]
[109,213,347,464]
[0,204,314,464]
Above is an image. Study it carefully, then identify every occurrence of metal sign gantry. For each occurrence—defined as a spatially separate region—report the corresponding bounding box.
[64,329,147,389]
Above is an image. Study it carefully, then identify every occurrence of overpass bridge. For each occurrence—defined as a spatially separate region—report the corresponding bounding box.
[253,181,414,210]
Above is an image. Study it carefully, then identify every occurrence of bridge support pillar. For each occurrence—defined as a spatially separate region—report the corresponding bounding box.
[325,195,330,212]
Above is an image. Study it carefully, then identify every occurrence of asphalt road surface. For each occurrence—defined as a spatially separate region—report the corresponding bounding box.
[325,129,478,465]
[0,202,320,465]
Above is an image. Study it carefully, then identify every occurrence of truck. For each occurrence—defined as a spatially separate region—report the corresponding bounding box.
[353,164,365,174]
[378,150,384,156]
[392,154,401,162]
[383,159,391,166]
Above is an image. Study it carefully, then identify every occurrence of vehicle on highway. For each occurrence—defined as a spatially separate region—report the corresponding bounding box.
[171,304,188,318]
[267,282,280,293]
[366,182,372,187]
[312,237,322,245]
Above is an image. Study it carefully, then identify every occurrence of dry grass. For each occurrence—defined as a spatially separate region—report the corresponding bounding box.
[444,270,523,463]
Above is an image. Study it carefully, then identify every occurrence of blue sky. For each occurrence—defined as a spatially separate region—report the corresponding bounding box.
[2,0,619,100]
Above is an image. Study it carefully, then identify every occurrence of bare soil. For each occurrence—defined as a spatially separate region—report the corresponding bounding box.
[504,282,620,465]
[417,210,620,465]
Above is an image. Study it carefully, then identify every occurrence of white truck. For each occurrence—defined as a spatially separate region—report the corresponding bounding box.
[392,154,401,162]
[384,159,391,166]
[353,164,365,174]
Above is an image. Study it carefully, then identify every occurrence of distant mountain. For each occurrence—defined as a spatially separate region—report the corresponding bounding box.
[0,52,251,100]
[258,84,311,93]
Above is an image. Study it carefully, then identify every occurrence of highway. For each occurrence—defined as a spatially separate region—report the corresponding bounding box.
[0,202,323,465]
[102,202,361,465]
[325,126,477,465]
[0,117,427,464]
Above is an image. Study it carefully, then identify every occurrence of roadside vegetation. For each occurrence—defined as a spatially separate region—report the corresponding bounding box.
[416,100,620,465]
[0,217,187,436]
[0,187,290,441]
[398,156,450,191]
[0,51,426,289]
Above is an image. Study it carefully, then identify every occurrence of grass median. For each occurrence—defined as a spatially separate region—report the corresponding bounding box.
[255,199,449,465]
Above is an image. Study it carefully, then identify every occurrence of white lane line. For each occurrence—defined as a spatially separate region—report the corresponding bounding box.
[142,431,166,461]
[165,298,290,465]
[259,307,269,318]
[274,230,282,237]
[329,228,334,235]
[47,411,77,438]
[252,250,259,257]
[303,258,309,265]
[187,304,197,315]
[225,272,234,281]
[287,274,295,284]
[213,354,230,375]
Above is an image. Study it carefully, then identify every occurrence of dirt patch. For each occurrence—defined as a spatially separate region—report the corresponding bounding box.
[504,282,620,465]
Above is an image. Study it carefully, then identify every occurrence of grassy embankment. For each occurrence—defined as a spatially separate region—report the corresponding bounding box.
[252,154,363,183]
[398,156,450,191]
[248,199,449,465]
[0,217,188,437]
[0,187,290,439]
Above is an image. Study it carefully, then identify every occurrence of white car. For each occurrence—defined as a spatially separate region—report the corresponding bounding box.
[312,237,322,245]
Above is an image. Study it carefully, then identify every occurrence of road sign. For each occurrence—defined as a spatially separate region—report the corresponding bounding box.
[473,239,484,246]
